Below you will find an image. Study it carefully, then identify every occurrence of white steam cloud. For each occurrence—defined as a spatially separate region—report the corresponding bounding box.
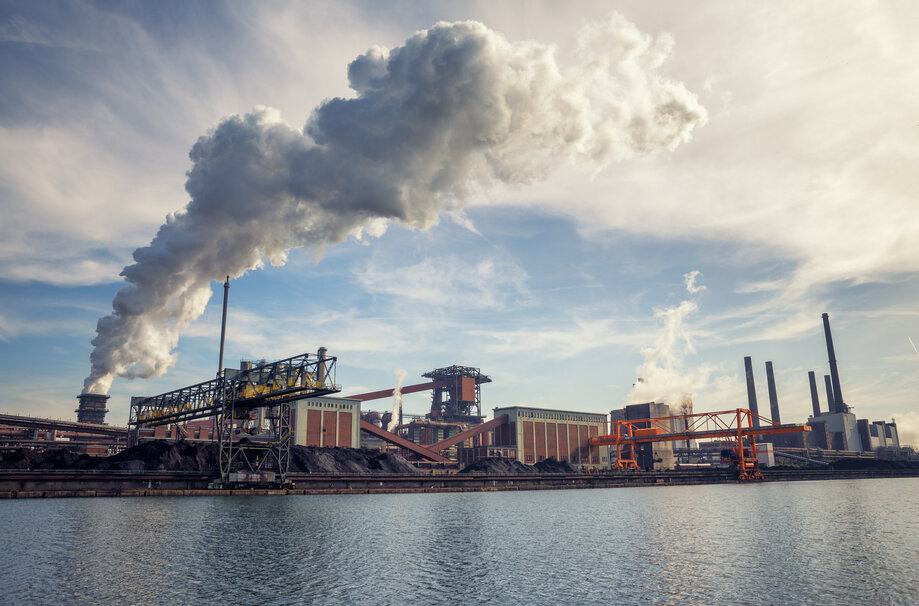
[628,272,714,407]
[388,368,408,433]
[683,270,706,295]
[83,15,706,394]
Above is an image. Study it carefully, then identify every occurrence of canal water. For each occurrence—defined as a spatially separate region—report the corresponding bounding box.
[2,478,917,605]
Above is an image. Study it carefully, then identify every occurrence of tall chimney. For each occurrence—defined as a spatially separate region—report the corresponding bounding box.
[824,374,836,414]
[743,356,761,428]
[317,346,327,385]
[217,276,229,377]
[822,313,847,414]
[808,371,821,418]
[765,361,781,424]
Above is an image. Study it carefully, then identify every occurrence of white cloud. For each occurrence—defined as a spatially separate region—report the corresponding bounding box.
[355,254,530,311]
[477,316,649,358]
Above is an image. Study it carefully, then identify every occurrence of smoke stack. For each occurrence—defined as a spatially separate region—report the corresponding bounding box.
[808,371,821,418]
[317,347,327,385]
[217,276,229,377]
[743,356,761,428]
[75,393,110,425]
[822,313,847,414]
[824,374,836,414]
[765,361,781,424]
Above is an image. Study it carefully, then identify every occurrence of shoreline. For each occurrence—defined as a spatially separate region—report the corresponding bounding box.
[2,467,917,499]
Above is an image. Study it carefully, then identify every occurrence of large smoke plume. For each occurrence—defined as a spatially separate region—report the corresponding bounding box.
[84,15,706,394]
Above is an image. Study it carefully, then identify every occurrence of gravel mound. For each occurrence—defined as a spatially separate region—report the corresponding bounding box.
[459,457,576,475]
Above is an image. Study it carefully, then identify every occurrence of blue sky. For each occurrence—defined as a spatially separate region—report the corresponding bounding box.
[1,1,918,443]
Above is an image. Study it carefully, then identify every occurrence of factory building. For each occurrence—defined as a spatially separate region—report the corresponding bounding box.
[610,402,675,471]
[806,411,862,451]
[292,396,361,448]
[488,406,609,470]
[857,419,899,451]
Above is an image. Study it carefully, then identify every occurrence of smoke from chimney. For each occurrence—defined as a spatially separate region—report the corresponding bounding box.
[388,369,408,433]
[83,15,706,394]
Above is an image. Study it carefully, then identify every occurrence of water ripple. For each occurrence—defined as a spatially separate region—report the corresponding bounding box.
[2,479,918,605]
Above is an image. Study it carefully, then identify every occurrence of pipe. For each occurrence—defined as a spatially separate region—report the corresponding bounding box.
[808,371,821,418]
[765,361,781,424]
[743,356,761,428]
[822,313,846,413]
[824,374,836,414]
[217,276,229,377]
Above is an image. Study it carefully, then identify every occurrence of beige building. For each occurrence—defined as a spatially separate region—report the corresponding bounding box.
[491,406,610,469]
[293,396,361,448]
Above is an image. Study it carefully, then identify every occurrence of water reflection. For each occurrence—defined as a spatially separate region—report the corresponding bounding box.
[2,478,917,605]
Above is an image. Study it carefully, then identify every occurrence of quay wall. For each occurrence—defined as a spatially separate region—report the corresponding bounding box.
[2,467,918,498]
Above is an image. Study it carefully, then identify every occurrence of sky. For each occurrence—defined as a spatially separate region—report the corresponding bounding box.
[1,1,918,444]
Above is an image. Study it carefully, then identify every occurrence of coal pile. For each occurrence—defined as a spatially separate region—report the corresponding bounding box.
[0,447,97,470]
[459,457,576,475]
[289,446,422,475]
[101,440,218,471]
[828,458,919,471]
[0,441,219,472]
[0,442,421,475]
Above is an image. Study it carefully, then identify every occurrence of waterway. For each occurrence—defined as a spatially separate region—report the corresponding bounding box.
[2,478,917,605]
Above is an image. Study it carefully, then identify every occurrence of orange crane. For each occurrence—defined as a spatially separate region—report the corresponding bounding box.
[589,408,810,481]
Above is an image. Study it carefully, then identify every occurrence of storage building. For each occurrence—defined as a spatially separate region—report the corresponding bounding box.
[292,396,361,448]
[490,406,609,470]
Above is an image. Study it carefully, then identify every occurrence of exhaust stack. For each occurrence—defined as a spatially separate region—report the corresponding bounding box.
[824,375,835,414]
[743,356,761,428]
[808,371,821,417]
[765,361,781,424]
[822,313,847,413]
[317,347,327,385]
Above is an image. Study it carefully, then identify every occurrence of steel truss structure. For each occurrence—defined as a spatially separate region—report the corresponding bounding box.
[422,365,491,421]
[129,352,340,486]
[591,408,810,481]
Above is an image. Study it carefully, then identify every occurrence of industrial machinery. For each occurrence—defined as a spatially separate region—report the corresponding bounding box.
[423,365,491,422]
[591,408,811,481]
[346,365,494,459]
[129,350,340,486]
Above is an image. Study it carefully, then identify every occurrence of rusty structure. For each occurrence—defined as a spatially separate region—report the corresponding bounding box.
[75,393,110,425]
[129,349,340,486]
[423,365,491,422]
[591,408,810,481]
[346,366,494,460]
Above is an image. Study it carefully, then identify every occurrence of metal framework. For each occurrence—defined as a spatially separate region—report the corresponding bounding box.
[590,409,811,481]
[422,365,491,421]
[129,351,340,485]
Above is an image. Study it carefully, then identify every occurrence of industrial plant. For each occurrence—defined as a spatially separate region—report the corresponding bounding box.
[1,312,915,493]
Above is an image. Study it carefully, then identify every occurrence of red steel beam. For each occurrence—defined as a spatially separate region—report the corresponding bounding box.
[430,415,508,452]
[358,420,449,463]
[591,423,809,446]
[346,381,447,402]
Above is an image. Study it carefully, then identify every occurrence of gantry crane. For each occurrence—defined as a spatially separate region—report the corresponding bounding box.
[129,350,340,486]
[590,408,810,481]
